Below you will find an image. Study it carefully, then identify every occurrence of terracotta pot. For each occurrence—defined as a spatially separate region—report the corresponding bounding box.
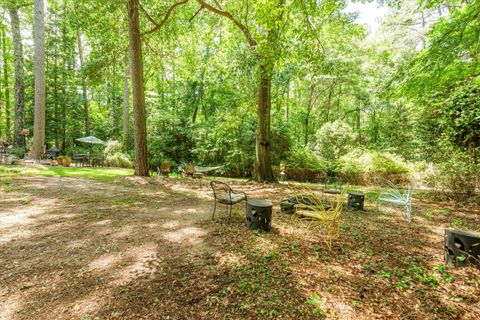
[63,157,71,167]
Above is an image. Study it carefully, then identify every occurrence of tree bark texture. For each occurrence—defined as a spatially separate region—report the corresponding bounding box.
[127,0,149,176]
[1,28,11,143]
[123,63,130,151]
[9,7,25,147]
[77,30,90,136]
[256,65,275,181]
[32,0,46,159]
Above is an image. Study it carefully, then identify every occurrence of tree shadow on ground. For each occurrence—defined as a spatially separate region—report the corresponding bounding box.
[1,175,479,319]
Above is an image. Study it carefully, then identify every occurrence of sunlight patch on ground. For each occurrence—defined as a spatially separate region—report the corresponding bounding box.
[0,292,23,320]
[92,219,112,226]
[142,222,161,229]
[0,211,33,226]
[88,253,122,271]
[52,293,103,319]
[251,235,278,254]
[111,244,160,285]
[0,198,56,229]
[172,208,199,215]
[0,229,32,243]
[66,238,90,250]
[71,295,102,316]
[163,226,207,245]
[161,221,181,229]
[110,225,135,239]
[326,298,357,319]
[216,251,247,268]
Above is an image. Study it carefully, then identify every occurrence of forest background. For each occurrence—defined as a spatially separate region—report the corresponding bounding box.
[0,0,478,195]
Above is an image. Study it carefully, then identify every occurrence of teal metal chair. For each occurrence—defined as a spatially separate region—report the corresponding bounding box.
[375,177,413,222]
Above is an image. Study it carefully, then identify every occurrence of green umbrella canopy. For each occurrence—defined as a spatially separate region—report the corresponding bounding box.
[76,136,105,145]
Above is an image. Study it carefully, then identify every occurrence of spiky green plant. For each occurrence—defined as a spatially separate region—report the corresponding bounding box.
[287,183,344,250]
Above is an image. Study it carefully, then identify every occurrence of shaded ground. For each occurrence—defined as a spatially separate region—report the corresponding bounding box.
[0,172,479,319]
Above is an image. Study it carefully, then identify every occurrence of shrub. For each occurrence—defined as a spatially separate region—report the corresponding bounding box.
[105,153,134,169]
[287,148,326,171]
[284,148,327,182]
[426,152,478,198]
[10,147,25,159]
[339,148,411,185]
[104,140,123,156]
[340,148,410,174]
[311,120,356,166]
[104,140,133,168]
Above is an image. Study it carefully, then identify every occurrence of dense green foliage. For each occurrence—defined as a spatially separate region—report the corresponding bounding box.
[0,0,478,190]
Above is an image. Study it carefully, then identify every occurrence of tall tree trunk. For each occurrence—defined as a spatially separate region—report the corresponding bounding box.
[255,65,274,181]
[127,0,149,176]
[77,30,90,136]
[1,28,11,143]
[0,32,2,140]
[60,16,67,150]
[53,32,59,147]
[123,64,130,150]
[304,85,316,146]
[32,0,46,159]
[285,80,290,122]
[9,7,25,147]
[356,109,361,141]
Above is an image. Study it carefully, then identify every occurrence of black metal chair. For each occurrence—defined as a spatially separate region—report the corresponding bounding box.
[323,177,343,194]
[72,154,88,167]
[210,180,247,223]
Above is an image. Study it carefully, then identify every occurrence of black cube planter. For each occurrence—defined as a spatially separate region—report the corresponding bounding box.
[246,199,273,231]
[445,228,480,266]
[280,195,331,214]
[347,192,365,210]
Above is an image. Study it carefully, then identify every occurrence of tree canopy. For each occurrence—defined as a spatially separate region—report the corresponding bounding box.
[0,0,478,184]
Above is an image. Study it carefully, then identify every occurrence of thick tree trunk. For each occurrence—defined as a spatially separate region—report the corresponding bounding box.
[77,30,90,136]
[123,64,130,150]
[60,20,67,150]
[1,29,11,143]
[255,65,275,182]
[32,0,46,159]
[9,7,25,147]
[127,0,149,176]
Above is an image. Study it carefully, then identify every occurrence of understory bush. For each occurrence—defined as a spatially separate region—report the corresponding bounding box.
[10,147,25,159]
[311,120,356,171]
[285,148,327,182]
[339,148,411,184]
[104,140,133,168]
[425,152,478,199]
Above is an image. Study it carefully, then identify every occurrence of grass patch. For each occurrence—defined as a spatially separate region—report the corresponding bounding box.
[1,166,133,182]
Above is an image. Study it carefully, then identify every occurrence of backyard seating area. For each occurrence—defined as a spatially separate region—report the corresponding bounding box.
[1,0,479,318]
[72,153,105,167]
[1,166,479,319]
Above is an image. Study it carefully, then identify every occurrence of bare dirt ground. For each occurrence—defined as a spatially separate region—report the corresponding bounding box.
[1,175,479,319]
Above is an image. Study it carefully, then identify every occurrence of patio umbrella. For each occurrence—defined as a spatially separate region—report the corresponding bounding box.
[76,136,105,145]
[76,136,105,156]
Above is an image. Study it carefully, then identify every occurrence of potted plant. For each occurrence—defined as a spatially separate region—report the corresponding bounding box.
[5,154,14,165]
[63,156,71,167]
